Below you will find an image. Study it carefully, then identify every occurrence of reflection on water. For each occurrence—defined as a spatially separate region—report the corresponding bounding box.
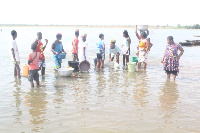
[159,80,179,119]
[134,71,149,108]
[24,87,48,132]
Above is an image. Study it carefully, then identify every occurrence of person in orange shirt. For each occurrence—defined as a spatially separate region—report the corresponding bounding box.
[36,32,48,76]
[28,40,44,87]
[71,29,79,61]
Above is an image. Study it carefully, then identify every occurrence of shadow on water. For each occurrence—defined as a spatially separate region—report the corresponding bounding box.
[159,80,179,120]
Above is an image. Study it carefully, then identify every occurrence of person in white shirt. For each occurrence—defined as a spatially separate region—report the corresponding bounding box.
[109,39,120,64]
[11,30,21,79]
[78,34,88,62]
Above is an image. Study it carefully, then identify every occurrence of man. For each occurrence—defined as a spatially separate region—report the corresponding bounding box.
[109,40,120,64]
[36,32,48,76]
[72,29,79,61]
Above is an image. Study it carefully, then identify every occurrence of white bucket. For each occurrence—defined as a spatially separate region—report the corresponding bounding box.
[137,25,148,31]
[128,62,136,72]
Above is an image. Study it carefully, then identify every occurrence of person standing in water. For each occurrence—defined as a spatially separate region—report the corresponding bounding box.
[11,30,21,79]
[161,36,184,81]
[78,34,88,62]
[36,32,48,76]
[96,33,105,69]
[51,33,66,69]
[122,30,131,68]
[72,29,79,61]
[138,31,150,69]
[28,41,44,87]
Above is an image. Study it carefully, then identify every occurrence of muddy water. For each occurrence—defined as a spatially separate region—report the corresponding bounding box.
[0,27,200,132]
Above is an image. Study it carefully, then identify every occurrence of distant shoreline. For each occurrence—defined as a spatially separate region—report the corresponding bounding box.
[0,25,199,29]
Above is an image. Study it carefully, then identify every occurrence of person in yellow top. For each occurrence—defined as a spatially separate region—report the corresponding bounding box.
[138,31,150,69]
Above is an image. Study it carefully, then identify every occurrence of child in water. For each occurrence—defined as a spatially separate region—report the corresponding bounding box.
[28,40,44,87]
[51,33,66,69]
[11,30,21,79]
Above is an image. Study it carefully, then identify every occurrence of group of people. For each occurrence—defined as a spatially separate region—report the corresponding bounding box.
[10,26,184,87]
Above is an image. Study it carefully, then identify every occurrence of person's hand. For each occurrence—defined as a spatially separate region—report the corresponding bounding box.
[38,67,41,71]
[126,50,128,54]
[63,51,66,54]
[161,59,164,63]
[56,52,59,55]
[109,59,111,62]
[45,39,48,44]
[84,56,86,61]
[143,53,146,56]
[177,55,180,60]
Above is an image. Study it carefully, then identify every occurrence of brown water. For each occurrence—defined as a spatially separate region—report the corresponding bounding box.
[0,27,200,132]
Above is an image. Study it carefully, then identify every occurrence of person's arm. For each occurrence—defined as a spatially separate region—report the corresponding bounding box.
[43,39,48,51]
[143,39,150,56]
[83,47,86,60]
[11,48,17,63]
[73,39,78,54]
[62,45,66,53]
[147,30,149,36]
[51,42,58,55]
[28,54,31,65]
[177,44,184,59]
[161,50,166,63]
[135,25,140,39]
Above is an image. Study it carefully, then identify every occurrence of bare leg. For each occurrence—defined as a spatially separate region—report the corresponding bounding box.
[36,81,40,86]
[123,54,125,66]
[41,67,45,76]
[14,65,17,77]
[30,82,34,88]
[102,60,104,68]
[16,65,21,79]
[143,62,147,69]
[172,75,176,81]
[167,74,170,79]
[100,60,103,69]
[96,59,100,69]
[126,55,129,66]
[138,62,141,69]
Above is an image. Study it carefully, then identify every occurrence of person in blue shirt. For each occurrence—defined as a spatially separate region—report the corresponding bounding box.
[96,33,105,69]
[109,39,120,64]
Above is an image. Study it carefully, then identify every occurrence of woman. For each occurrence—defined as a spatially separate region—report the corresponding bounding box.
[122,30,131,67]
[161,36,184,80]
[138,31,150,69]
[78,34,88,62]
[51,33,66,69]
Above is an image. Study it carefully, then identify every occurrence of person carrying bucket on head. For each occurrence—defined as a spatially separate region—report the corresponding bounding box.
[51,33,66,69]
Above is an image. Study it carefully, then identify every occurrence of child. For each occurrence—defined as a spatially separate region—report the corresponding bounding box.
[96,33,104,69]
[122,30,131,67]
[28,40,44,87]
[72,29,79,61]
[11,30,21,79]
[36,32,48,76]
[51,33,66,69]
[78,34,88,62]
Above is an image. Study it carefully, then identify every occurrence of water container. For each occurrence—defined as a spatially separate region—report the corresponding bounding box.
[137,25,148,31]
[22,64,29,77]
[128,62,136,72]
[132,57,138,64]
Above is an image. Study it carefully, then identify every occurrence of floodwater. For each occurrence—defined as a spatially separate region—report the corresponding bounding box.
[0,27,200,132]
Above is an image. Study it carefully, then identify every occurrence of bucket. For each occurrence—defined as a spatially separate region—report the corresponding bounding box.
[58,53,66,59]
[137,25,148,31]
[79,61,90,72]
[22,64,29,77]
[132,57,138,64]
[68,61,79,71]
[128,62,136,72]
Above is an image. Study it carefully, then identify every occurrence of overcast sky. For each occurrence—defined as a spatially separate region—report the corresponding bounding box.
[0,0,199,26]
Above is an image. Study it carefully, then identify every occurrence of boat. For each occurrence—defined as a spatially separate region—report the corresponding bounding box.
[179,40,200,46]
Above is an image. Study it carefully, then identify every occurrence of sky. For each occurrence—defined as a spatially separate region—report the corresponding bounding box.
[0,0,199,26]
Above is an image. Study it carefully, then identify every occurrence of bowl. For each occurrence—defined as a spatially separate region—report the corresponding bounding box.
[137,25,148,31]
[58,68,74,76]
[58,53,66,59]
[79,61,90,72]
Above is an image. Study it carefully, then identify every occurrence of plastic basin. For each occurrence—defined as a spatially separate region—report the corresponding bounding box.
[58,68,74,76]
[79,61,90,72]
[68,61,79,71]
[137,25,148,31]
[58,53,66,59]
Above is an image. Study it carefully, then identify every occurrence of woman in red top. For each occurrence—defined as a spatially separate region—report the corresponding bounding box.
[36,32,48,76]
